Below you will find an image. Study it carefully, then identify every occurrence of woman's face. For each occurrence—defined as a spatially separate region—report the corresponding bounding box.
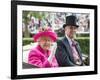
[38,36,53,51]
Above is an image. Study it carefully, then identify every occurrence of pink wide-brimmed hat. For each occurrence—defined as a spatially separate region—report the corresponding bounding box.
[33,27,57,42]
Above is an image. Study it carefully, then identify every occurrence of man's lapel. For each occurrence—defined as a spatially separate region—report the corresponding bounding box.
[61,37,75,62]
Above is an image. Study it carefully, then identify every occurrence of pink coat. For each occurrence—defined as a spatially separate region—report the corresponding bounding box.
[28,45,58,68]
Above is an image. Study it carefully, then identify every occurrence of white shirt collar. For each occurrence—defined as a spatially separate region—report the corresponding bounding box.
[65,35,78,46]
[65,35,73,46]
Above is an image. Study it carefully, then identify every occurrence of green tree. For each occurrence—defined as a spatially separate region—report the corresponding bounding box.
[23,11,30,38]
[23,11,47,38]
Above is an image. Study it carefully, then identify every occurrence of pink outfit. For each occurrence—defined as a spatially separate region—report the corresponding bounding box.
[28,45,58,68]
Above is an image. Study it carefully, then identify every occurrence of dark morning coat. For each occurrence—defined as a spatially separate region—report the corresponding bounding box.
[55,36,84,67]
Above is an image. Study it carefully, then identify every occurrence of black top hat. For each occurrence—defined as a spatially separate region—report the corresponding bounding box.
[63,15,79,28]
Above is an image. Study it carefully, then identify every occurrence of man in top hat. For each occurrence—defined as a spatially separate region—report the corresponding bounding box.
[55,15,84,66]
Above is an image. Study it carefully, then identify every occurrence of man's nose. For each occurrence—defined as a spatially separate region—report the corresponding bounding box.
[72,28,76,31]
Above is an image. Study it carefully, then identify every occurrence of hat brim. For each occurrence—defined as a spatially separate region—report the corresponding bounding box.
[33,31,57,42]
[63,24,79,28]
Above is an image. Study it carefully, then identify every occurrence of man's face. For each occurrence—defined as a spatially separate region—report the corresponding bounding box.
[38,36,52,51]
[65,26,78,39]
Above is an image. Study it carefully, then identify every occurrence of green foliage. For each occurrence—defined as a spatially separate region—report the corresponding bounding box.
[23,11,30,24]
[23,11,46,21]
[23,38,33,46]
[76,34,90,37]
[76,38,89,55]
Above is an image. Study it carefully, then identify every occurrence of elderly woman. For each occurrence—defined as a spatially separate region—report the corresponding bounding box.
[28,27,58,68]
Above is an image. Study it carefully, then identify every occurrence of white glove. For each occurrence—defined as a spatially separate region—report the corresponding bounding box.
[48,42,57,62]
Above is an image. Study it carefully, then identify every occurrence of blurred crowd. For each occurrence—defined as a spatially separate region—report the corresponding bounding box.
[22,12,90,37]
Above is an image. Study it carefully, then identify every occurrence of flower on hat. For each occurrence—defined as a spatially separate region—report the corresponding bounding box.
[33,27,57,42]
